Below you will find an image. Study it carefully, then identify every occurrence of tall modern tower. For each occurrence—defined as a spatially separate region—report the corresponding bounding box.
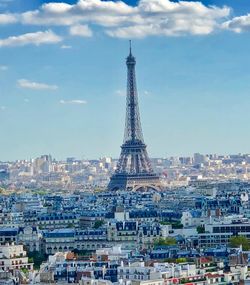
[108,43,161,191]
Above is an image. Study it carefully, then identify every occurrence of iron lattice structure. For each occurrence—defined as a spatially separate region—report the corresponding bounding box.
[108,43,161,191]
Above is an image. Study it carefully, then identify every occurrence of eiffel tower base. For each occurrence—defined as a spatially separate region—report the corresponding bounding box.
[108,173,161,191]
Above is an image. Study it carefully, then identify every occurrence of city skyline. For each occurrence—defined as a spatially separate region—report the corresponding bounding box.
[1,0,250,160]
[1,152,250,163]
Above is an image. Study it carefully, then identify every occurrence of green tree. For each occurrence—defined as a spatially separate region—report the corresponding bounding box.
[176,257,187,263]
[159,221,171,225]
[28,251,47,270]
[197,225,205,234]
[172,222,183,229]
[93,220,104,229]
[21,268,29,274]
[163,258,176,263]
[160,221,183,229]
[154,237,177,246]
[229,236,250,251]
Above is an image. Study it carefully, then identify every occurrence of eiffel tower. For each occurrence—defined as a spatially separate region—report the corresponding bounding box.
[108,42,161,191]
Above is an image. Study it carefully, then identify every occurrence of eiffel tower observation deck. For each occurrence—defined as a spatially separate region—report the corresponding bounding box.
[108,42,161,191]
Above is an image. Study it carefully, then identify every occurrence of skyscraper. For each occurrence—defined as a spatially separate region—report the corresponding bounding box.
[108,43,161,191]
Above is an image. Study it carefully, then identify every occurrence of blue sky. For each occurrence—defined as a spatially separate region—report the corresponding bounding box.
[1,0,250,160]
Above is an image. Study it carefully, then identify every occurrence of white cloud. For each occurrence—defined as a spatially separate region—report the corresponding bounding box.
[18,79,58,90]
[7,0,250,38]
[61,44,72,49]
[0,65,8,71]
[60,99,87,105]
[0,13,17,24]
[107,0,230,38]
[21,0,134,27]
[69,24,93,37]
[17,0,230,37]
[143,90,150,96]
[115,89,126,97]
[0,30,62,47]
[222,14,250,33]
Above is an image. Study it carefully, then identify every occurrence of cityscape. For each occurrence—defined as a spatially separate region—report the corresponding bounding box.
[2,0,250,284]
